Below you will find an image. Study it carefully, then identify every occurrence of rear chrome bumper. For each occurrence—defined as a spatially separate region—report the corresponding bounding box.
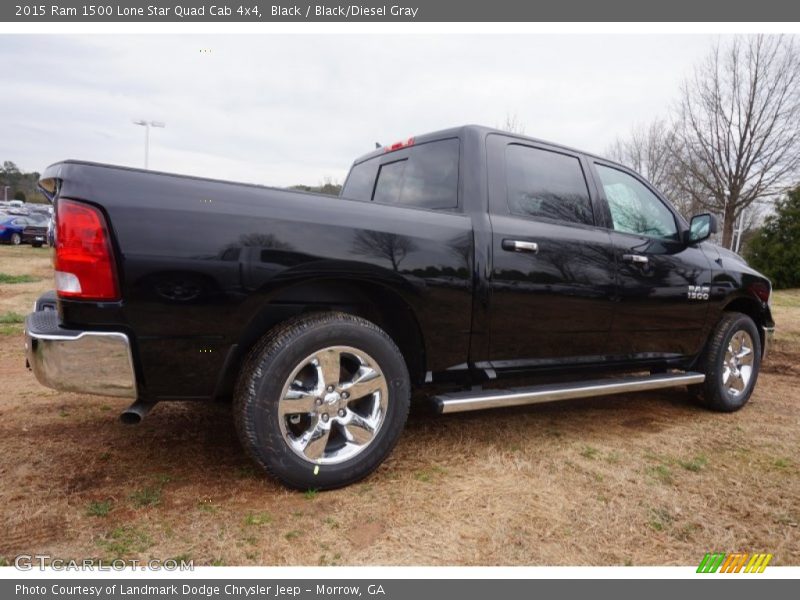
[763,325,775,360]
[24,310,137,399]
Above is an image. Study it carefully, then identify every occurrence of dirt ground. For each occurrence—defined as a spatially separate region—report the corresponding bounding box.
[0,244,798,566]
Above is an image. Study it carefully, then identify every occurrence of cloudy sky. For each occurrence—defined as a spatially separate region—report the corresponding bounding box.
[0,34,723,187]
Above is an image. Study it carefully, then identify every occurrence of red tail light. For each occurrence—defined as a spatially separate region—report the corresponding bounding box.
[54,199,119,300]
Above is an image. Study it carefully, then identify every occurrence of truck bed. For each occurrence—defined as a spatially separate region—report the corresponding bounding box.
[39,160,475,400]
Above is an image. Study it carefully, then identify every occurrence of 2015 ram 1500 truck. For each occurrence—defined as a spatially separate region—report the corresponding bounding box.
[25,125,775,489]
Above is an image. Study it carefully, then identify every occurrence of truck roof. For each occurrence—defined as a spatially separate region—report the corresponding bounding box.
[352,124,619,167]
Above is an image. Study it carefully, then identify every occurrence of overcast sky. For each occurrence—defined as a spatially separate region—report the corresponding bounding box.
[0,34,723,187]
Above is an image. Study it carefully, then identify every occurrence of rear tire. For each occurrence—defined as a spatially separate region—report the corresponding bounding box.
[234,312,410,490]
[690,312,761,412]
[10,233,21,245]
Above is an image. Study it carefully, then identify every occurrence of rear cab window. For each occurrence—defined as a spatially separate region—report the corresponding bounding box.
[342,138,460,210]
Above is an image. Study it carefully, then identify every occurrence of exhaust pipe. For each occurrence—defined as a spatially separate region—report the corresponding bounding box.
[120,400,157,425]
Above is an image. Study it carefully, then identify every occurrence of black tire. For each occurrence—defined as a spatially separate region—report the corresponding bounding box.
[234,312,410,490]
[690,312,762,412]
[10,233,21,245]
[32,242,43,248]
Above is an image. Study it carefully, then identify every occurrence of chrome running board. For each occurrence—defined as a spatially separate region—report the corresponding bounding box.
[434,372,705,414]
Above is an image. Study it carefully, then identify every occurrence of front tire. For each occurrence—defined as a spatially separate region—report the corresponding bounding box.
[10,233,21,245]
[234,312,410,490]
[691,312,762,412]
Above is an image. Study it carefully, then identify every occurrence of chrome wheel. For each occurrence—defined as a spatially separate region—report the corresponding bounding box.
[722,330,754,397]
[278,345,389,465]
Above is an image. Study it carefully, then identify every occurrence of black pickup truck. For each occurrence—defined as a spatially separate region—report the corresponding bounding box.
[25,125,774,489]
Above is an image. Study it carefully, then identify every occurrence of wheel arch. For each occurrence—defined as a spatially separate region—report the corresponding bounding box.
[720,294,769,355]
[213,278,427,400]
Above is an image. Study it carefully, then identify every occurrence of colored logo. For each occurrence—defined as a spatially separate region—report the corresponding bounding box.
[697,553,773,573]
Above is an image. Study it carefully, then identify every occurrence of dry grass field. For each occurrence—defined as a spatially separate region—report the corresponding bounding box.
[0,244,798,566]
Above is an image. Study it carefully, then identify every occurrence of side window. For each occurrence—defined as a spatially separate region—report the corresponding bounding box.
[341,138,459,210]
[505,145,594,226]
[595,164,678,240]
[397,139,459,209]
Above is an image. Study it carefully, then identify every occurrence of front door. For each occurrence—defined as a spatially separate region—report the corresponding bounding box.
[591,161,713,358]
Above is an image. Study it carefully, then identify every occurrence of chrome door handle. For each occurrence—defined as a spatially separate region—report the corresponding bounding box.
[622,254,649,264]
[502,240,539,254]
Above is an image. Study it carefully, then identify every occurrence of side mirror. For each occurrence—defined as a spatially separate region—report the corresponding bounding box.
[685,213,718,244]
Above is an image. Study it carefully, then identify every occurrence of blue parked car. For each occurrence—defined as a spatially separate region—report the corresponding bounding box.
[0,215,42,245]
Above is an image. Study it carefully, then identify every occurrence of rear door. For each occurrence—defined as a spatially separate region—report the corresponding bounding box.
[590,161,713,358]
[486,134,617,367]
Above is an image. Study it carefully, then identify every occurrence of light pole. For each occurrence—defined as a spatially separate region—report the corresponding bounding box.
[3,186,9,201]
[734,208,747,254]
[132,119,165,169]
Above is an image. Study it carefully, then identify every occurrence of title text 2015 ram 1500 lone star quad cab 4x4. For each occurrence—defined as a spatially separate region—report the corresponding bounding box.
[24,125,775,489]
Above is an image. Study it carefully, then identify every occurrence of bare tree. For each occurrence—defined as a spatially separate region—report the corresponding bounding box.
[498,113,526,135]
[607,119,675,189]
[673,35,800,247]
[236,232,293,250]
[289,176,342,196]
[606,119,701,218]
[352,231,418,271]
[447,231,473,272]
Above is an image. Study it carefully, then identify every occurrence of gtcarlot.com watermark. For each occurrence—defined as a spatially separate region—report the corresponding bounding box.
[14,554,193,571]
